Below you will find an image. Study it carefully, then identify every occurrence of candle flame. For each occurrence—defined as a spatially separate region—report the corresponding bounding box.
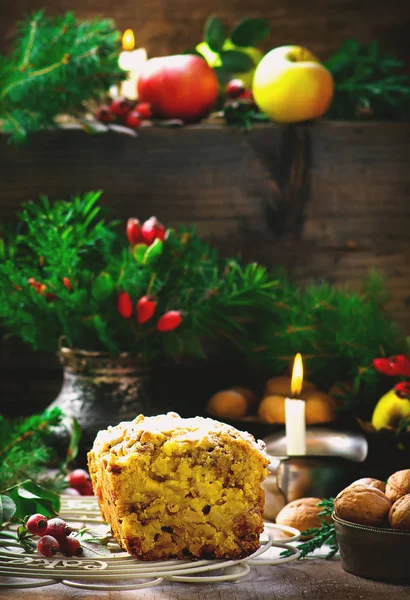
[291,353,304,397]
[122,29,135,51]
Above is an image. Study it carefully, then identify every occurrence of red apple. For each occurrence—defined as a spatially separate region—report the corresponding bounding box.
[137,55,219,121]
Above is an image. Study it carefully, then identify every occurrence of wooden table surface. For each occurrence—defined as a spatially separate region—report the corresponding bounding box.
[1,559,409,599]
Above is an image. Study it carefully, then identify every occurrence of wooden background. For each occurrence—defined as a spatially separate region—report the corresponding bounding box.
[1,121,410,416]
[1,0,410,69]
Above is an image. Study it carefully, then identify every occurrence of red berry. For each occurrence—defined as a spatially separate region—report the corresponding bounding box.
[37,535,60,557]
[135,102,153,119]
[60,535,82,557]
[156,310,182,332]
[137,295,157,324]
[238,89,254,103]
[44,518,72,542]
[63,277,73,290]
[63,487,81,496]
[111,96,132,117]
[68,468,90,490]
[26,514,48,536]
[117,291,133,319]
[126,218,144,246]
[141,217,166,246]
[45,292,58,301]
[28,277,45,294]
[125,111,142,129]
[226,79,245,99]
[77,480,94,496]
[96,105,112,123]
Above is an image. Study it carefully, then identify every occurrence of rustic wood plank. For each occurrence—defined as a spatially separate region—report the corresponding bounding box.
[0,560,409,599]
[1,0,410,71]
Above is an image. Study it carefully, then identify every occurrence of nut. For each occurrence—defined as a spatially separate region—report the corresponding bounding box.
[304,392,336,424]
[386,469,410,503]
[258,395,285,424]
[389,494,410,530]
[276,497,329,539]
[206,390,247,419]
[350,478,386,493]
[264,376,315,398]
[231,387,257,408]
[334,483,391,526]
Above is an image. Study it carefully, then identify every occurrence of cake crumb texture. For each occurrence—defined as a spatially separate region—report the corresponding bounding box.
[88,412,269,560]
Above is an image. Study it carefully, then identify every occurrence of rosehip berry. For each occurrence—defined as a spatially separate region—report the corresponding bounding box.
[63,277,73,290]
[26,513,48,536]
[44,518,72,542]
[28,277,46,294]
[238,89,255,103]
[111,96,132,117]
[126,218,144,246]
[117,291,133,319]
[156,310,182,332]
[37,535,60,557]
[137,295,157,324]
[96,105,112,123]
[135,102,153,119]
[60,535,82,557]
[68,468,90,490]
[141,217,166,245]
[125,111,142,129]
[63,487,81,496]
[226,79,246,98]
[77,480,94,496]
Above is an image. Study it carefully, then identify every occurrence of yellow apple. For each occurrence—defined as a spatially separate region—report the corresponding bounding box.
[252,45,334,123]
[371,388,410,431]
[196,40,263,89]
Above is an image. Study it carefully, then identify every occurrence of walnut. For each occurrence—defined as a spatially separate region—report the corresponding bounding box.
[264,376,315,397]
[350,478,386,493]
[275,497,329,538]
[207,390,247,419]
[334,483,391,526]
[386,469,410,503]
[389,494,410,530]
[258,395,286,424]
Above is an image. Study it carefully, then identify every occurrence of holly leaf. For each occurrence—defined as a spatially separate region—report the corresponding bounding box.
[230,18,270,47]
[205,17,226,53]
[220,50,254,73]
[6,480,60,520]
[133,243,148,264]
[143,239,163,265]
[0,494,16,525]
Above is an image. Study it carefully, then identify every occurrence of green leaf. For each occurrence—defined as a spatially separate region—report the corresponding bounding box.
[230,18,270,47]
[213,66,231,85]
[220,50,254,73]
[133,243,148,264]
[0,494,16,524]
[92,272,114,301]
[143,239,163,265]
[64,417,81,464]
[6,480,60,520]
[205,17,226,53]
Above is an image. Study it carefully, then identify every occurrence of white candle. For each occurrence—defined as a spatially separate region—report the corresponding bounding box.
[117,30,148,100]
[285,353,307,455]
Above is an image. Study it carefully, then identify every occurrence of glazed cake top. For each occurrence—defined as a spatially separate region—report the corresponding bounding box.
[90,411,268,462]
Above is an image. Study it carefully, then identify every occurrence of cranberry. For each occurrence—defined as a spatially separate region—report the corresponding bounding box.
[68,469,90,490]
[226,79,245,99]
[135,102,153,119]
[96,106,112,123]
[111,96,132,117]
[125,111,142,129]
[77,480,94,496]
[26,513,48,536]
[37,535,60,557]
[44,518,72,542]
[60,535,82,556]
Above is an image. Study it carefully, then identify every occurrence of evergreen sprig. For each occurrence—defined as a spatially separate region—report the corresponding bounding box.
[0,11,123,143]
[325,40,410,120]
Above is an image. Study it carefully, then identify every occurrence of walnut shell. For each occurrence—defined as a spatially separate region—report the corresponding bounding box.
[386,469,410,503]
[304,392,336,424]
[276,497,329,539]
[258,395,286,424]
[207,390,247,419]
[231,387,258,408]
[334,483,391,526]
[389,494,410,530]
[350,478,386,493]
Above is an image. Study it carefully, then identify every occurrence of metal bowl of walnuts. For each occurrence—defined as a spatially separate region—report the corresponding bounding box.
[333,471,410,582]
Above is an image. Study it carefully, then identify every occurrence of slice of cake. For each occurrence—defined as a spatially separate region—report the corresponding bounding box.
[88,412,269,560]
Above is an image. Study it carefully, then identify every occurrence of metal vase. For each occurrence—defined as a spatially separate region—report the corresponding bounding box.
[49,348,152,462]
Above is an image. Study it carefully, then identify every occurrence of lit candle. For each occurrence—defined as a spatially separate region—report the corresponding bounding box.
[285,353,307,455]
[115,29,148,100]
